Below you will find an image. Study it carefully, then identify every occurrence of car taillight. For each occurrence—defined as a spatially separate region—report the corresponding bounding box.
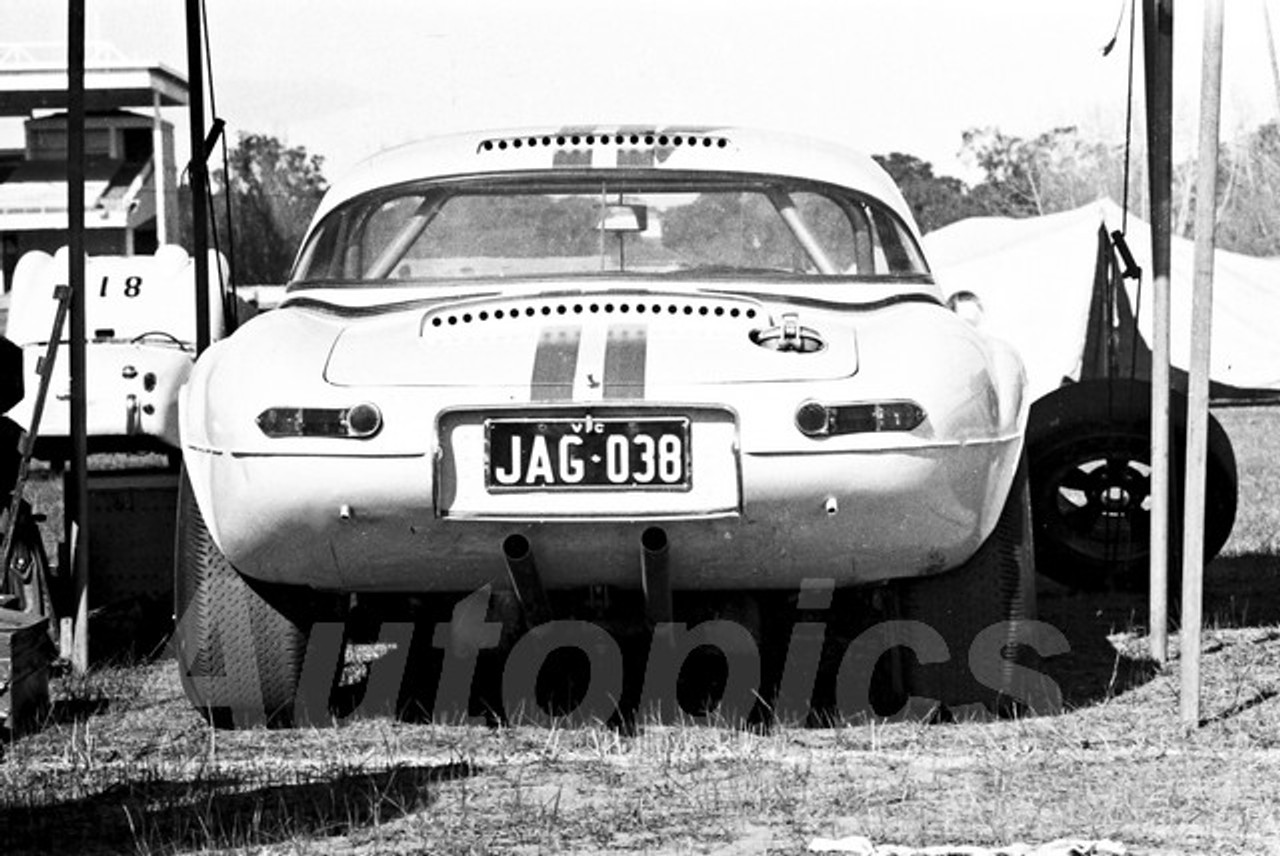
[256,403,383,439]
[795,400,925,437]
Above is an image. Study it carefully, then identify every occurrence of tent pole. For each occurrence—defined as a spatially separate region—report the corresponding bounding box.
[1143,0,1174,664]
[1182,0,1225,731]
[67,0,90,674]
[185,0,211,355]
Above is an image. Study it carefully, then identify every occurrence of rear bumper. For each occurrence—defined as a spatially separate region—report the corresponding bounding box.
[188,433,1022,593]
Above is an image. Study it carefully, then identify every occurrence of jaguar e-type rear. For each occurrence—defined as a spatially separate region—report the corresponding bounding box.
[175,126,1038,726]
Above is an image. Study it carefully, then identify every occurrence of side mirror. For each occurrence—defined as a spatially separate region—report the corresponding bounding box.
[946,289,985,327]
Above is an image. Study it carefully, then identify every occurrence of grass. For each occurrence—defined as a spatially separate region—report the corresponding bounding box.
[4,639,1280,855]
[1217,405,1280,557]
[1,406,1278,855]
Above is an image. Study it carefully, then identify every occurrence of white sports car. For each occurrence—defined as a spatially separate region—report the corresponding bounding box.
[175,126,1040,727]
[7,245,226,459]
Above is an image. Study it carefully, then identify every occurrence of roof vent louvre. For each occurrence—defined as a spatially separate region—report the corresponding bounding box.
[426,297,758,329]
[477,130,729,154]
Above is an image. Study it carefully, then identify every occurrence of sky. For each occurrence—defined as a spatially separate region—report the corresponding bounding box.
[2,0,1278,184]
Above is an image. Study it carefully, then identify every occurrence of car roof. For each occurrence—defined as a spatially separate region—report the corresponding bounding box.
[312,125,921,237]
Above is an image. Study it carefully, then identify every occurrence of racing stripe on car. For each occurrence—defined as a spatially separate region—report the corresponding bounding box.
[553,125,596,168]
[571,323,610,401]
[602,324,647,400]
[553,148,592,168]
[530,326,581,401]
[617,147,654,168]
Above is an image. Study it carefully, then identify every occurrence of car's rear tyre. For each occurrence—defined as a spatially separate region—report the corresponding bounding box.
[174,468,336,728]
[897,456,1037,718]
[1026,379,1237,591]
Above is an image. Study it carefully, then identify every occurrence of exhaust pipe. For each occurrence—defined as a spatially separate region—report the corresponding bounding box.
[502,533,552,627]
[640,526,672,625]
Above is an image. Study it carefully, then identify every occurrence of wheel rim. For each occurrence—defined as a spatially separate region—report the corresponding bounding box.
[1038,441,1151,568]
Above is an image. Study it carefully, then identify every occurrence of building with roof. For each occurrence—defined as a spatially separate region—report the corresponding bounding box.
[0,42,188,290]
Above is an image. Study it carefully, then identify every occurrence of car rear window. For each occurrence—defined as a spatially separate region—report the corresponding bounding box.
[291,173,929,284]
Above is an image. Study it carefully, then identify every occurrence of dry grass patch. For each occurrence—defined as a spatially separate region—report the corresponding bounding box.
[5,608,1280,855]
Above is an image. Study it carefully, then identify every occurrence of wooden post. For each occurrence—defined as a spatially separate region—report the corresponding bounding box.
[1143,0,1175,665]
[1265,1,1280,122]
[67,0,91,674]
[152,90,169,246]
[1181,0,1225,730]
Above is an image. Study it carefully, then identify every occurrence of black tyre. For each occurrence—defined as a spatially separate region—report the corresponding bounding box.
[1027,380,1238,591]
[174,468,334,728]
[898,457,1038,717]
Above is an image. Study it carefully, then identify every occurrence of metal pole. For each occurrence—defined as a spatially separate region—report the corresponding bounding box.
[186,0,211,355]
[1143,0,1174,664]
[1181,0,1225,731]
[67,0,90,673]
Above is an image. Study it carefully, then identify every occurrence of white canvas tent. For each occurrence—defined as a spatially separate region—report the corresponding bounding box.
[923,199,1280,402]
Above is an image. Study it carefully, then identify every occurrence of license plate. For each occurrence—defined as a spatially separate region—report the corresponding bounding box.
[485,416,691,491]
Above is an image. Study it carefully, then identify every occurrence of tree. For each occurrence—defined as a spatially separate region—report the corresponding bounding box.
[661,192,792,266]
[1184,121,1280,256]
[872,152,978,233]
[875,121,1280,257]
[960,126,1124,218]
[211,133,329,284]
